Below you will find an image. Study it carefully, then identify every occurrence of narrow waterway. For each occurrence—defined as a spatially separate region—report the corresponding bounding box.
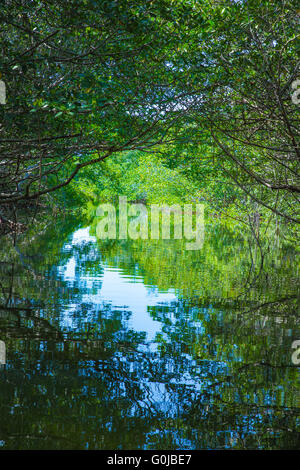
[0,216,299,449]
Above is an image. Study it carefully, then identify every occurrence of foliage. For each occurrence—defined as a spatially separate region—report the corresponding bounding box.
[0,0,299,233]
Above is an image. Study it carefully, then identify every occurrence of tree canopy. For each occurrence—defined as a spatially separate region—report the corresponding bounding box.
[0,0,299,228]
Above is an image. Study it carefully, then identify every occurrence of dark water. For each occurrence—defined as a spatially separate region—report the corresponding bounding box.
[0,214,299,449]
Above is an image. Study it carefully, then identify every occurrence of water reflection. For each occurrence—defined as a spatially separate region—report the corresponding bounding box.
[0,215,299,449]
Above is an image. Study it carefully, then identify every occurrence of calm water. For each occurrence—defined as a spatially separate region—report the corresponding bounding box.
[0,214,299,449]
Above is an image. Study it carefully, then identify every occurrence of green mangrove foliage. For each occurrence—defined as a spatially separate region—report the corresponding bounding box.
[0,0,299,233]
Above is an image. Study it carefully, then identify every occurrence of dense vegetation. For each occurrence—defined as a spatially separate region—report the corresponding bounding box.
[0,2,299,451]
[0,0,299,237]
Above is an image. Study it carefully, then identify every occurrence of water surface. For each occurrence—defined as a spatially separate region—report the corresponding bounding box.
[0,216,299,449]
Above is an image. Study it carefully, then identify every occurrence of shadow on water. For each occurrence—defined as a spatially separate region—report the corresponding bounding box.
[0,211,299,449]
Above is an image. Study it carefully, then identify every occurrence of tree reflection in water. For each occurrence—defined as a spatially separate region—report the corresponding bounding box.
[0,214,299,449]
